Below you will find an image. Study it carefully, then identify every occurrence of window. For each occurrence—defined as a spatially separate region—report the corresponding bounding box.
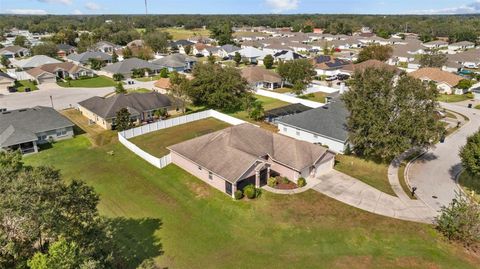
[208,172,213,180]
[38,135,47,141]
[56,130,67,137]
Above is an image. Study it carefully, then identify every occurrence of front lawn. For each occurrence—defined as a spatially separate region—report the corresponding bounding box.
[57,75,117,88]
[437,93,473,103]
[15,80,38,92]
[300,92,328,103]
[23,135,480,268]
[458,172,480,203]
[135,75,164,82]
[129,118,230,157]
[334,154,396,196]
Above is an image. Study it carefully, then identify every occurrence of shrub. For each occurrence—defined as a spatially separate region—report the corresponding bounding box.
[297,177,307,187]
[267,177,277,187]
[113,73,124,81]
[243,184,256,199]
[278,176,290,184]
[234,190,243,200]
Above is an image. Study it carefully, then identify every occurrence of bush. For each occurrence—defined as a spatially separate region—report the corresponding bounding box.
[234,190,243,200]
[278,176,289,184]
[243,184,257,199]
[297,177,307,187]
[113,73,124,81]
[267,177,277,187]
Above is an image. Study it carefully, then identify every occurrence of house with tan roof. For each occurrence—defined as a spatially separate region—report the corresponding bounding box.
[341,59,402,75]
[26,62,94,84]
[168,123,335,197]
[241,66,283,90]
[409,68,463,94]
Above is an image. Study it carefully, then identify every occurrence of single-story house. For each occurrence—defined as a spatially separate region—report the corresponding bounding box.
[447,49,480,69]
[26,62,94,84]
[238,46,268,64]
[312,55,351,76]
[93,41,121,54]
[409,67,463,94]
[273,50,305,61]
[11,55,61,70]
[0,106,74,154]
[170,40,195,54]
[154,78,171,90]
[448,41,475,52]
[67,51,112,65]
[56,44,77,58]
[342,59,402,75]
[151,53,197,72]
[277,100,349,153]
[0,72,16,92]
[215,44,241,59]
[0,45,30,59]
[193,43,210,56]
[423,40,448,49]
[168,123,335,197]
[100,58,162,78]
[78,92,173,130]
[241,66,283,90]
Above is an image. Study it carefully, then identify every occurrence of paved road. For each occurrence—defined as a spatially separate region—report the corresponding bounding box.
[313,170,435,223]
[408,101,480,212]
[0,80,159,111]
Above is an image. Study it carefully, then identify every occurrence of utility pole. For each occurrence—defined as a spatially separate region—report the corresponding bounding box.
[145,0,148,15]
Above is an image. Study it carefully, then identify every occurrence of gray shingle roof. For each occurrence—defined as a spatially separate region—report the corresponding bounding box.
[67,51,112,64]
[278,100,349,142]
[0,106,74,147]
[102,58,161,75]
[78,92,172,119]
[151,53,197,69]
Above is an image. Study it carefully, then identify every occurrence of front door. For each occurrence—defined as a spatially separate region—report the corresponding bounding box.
[225,181,232,195]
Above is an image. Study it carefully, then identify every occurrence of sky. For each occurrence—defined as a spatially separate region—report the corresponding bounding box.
[1,0,480,15]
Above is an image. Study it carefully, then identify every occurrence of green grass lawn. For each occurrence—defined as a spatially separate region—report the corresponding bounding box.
[23,135,480,268]
[129,118,230,157]
[437,93,473,103]
[160,27,211,40]
[15,80,38,92]
[398,152,422,200]
[135,75,164,82]
[57,76,117,88]
[272,87,291,93]
[335,154,396,196]
[458,172,480,203]
[300,92,328,103]
[475,104,480,110]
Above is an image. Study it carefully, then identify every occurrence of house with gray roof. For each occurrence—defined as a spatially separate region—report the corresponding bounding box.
[100,58,162,78]
[277,100,349,153]
[0,106,74,154]
[78,92,173,130]
[0,45,30,59]
[168,123,335,197]
[11,55,61,70]
[151,53,197,72]
[67,51,112,65]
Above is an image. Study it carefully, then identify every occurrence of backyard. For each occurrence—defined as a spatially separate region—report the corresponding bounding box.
[57,75,117,88]
[334,154,396,196]
[129,118,231,157]
[23,133,480,269]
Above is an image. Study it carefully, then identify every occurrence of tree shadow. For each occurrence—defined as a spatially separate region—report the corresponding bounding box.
[108,217,164,269]
[413,152,438,164]
[448,163,463,182]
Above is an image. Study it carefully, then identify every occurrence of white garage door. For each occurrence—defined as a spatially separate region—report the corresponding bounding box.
[38,76,56,84]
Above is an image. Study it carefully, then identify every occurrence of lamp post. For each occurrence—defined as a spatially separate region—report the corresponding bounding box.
[49,95,54,108]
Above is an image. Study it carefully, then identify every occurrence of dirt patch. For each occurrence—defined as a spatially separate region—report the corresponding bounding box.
[185,180,213,199]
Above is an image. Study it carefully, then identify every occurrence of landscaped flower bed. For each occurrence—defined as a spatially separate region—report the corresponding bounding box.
[268,176,300,190]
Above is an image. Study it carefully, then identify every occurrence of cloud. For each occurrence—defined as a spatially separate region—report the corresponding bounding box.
[413,0,480,14]
[37,0,73,5]
[85,2,101,10]
[265,0,299,13]
[72,9,83,15]
[6,9,48,15]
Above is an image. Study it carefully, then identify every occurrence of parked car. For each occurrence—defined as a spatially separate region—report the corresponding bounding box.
[325,75,337,81]
[7,86,17,93]
[337,74,350,80]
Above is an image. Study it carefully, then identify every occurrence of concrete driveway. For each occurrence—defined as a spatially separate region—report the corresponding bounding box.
[408,101,480,212]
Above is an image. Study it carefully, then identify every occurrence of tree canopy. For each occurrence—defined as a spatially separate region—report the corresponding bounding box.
[357,44,393,63]
[143,31,171,53]
[460,129,480,177]
[277,59,315,94]
[209,22,233,46]
[32,42,58,57]
[342,67,443,161]
[420,52,448,68]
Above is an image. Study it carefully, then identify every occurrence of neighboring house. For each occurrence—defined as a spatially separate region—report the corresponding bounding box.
[67,51,112,65]
[238,46,268,64]
[100,58,162,78]
[168,123,335,197]
[273,50,305,61]
[151,53,197,72]
[277,100,349,153]
[473,86,480,100]
[409,67,463,94]
[56,44,77,58]
[423,40,448,49]
[447,49,480,69]
[154,78,171,90]
[0,45,30,59]
[26,62,94,84]
[93,41,121,54]
[312,55,351,76]
[0,72,15,92]
[11,55,61,70]
[263,44,293,55]
[215,44,241,59]
[170,40,195,54]
[241,66,283,90]
[192,43,210,56]
[78,92,173,130]
[0,106,74,154]
[448,41,475,52]
[342,59,402,75]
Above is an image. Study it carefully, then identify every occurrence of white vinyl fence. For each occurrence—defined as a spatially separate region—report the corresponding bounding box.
[255,89,324,108]
[118,109,247,169]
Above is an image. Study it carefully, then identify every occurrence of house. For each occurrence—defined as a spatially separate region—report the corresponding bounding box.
[447,49,480,69]
[0,45,30,59]
[56,44,77,58]
[0,106,74,154]
[154,78,171,90]
[409,68,463,94]
[11,55,61,70]
[273,50,305,61]
[277,100,349,153]
[448,41,475,52]
[192,43,210,56]
[168,123,335,197]
[78,92,173,130]
[312,55,351,76]
[170,40,195,54]
[423,40,448,49]
[241,66,283,90]
[67,51,112,65]
[342,59,402,75]
[238,46,268,64]
[100,58,162,78]
[473,86,480,100]
[215,44,241,59]
[0,72,15,92]
[263,44,293,55]
[26,62,94,84]
[151,53,197,72]
[93,41,121,54]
